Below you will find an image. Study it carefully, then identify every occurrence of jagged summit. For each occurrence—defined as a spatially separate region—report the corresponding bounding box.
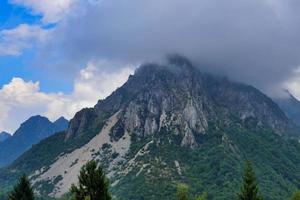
[0,115,68,167]
[53,116,69,130]
[54,116,68,123]
[2,56,300,200]
[66,56,297,142]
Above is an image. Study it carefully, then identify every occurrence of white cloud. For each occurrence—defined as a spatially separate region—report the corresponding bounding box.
[10,0,77,23]
[44,61,134,121]
[0,24,49,56]
[283,67,300,100]
[0,62,134,133]
[35,0,300,97]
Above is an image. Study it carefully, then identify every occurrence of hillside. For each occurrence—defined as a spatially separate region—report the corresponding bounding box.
[0,116,68,168]
[0,56,299,200]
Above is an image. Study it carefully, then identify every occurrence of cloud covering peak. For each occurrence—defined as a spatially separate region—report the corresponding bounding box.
[37,0,300,96]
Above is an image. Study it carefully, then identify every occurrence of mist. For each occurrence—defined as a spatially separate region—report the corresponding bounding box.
[37,0,300,96]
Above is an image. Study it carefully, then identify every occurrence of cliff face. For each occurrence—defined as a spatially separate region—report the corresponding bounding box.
[66,56,297,146]
[2,56,299,200]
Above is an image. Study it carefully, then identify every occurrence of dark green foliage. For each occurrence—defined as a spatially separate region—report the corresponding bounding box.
[70,160,111,200]
[237,161,263,200]
[194,193,207,200]
[290,190,300,200]
[109,120,125,142]
[8,175,34,200]
[111,121,300,200]
[176,184,189,200]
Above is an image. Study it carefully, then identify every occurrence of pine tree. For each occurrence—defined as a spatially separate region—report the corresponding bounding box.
[70,160,111,200]
[176,184,189,200]
[8,175,34,200]
[237,161,263,200]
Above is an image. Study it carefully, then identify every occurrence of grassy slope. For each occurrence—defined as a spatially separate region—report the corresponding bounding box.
[0,118,299,200]
[112,121,300,200]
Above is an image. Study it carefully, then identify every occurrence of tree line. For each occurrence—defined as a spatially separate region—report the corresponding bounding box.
[6,161,300,200]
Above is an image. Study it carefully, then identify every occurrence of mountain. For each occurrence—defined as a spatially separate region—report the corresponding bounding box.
[0,132,11,143]
[0,116,68,168]
[53,117,69,131]
[0,56,299,200]
[274,90,300,127]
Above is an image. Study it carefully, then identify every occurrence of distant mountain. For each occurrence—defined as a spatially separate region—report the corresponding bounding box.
[0,56,299,200]
[53,117,69,131]
[0,132,11,143]
[0,116,68,167]
[274,91,300,127]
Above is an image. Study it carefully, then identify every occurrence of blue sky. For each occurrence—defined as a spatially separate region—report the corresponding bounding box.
[0,0,134,133]
[0,0,72,93]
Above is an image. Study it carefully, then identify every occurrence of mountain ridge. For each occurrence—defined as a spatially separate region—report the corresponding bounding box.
[0,56,299,200]
[0,115,69,168]
[274,90,300,127]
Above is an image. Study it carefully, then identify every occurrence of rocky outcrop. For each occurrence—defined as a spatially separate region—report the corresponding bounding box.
[65,55,298,147]
[4,56,300,200]
[66,108,98,139]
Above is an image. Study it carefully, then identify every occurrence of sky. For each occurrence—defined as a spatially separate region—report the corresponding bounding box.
[1,0,300,133]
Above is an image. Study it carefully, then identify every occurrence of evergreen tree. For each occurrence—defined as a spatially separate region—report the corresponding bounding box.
[237,161,263,200]
[8,175,34,200]
[70,160,111,200]
[176,184,189,200]
[291,190,300,200]
[194,192,207,200]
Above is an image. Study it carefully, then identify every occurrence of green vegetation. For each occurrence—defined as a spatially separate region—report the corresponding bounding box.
[237,161,263,200]
[110,119,300,200]
[0,115,299,200]
[8,175,34,200]
[70,160,111,200]
[175,184,207,200]
[1,157,299,200]
[176,184,189,200]
[0,111,112,197]
[290,190,300,200]
[194,194,207,200]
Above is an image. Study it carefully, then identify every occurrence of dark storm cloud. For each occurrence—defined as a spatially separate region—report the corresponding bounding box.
[38,0,300,96]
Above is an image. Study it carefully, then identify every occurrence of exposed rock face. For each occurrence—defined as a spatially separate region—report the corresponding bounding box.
[31,112,130,197]
[66,108,98,139]
[6,56,300,200]
[65,56,298,146]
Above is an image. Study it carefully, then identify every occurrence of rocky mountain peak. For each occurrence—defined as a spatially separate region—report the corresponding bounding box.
[0,115,69,167]
[54,116,69,130]
[65,56,298,145]
[5,56,300,200]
